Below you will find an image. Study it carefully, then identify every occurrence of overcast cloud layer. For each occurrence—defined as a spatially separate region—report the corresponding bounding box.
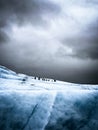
[0,0,98,84]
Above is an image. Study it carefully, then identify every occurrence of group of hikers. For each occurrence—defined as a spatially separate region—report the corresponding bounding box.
[34,77,56,82]
[21,76,56,84]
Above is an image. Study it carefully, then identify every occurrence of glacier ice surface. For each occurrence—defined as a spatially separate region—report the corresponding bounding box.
[0,65,98,130]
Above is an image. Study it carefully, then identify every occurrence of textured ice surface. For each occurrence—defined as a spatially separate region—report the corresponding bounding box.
[0,65,98,130]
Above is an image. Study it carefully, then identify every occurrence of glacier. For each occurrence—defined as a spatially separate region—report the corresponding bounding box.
[0,65,98,130]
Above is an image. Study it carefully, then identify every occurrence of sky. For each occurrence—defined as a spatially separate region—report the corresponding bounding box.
[0,0,98,84]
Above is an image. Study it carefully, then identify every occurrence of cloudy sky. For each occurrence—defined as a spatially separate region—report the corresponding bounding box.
[0,0,98,84]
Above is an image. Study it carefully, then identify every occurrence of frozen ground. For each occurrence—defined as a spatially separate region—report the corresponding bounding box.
[0,65,98,130]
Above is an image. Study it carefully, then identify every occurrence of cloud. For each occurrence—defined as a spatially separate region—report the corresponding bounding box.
[0,0,60,42]
[0,29,9,44]
[0,0,60,24]
[57,18,98,60]
[0,0,98,83]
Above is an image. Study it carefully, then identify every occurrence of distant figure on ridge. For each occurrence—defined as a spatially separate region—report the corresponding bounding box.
[54,79,56,82]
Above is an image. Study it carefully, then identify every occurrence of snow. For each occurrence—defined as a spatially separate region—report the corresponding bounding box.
[0,65,98,91]
[0,65,98,130]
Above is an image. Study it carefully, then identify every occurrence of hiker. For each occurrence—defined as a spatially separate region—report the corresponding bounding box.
[54,79,56,82]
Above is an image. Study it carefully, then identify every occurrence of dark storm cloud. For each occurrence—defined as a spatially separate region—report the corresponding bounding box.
[0,0,60,42]
[58,19,98,60]
[0,0,98,84]
[75,20,98,60]
[0,29,9,43]
[0,0,60,24]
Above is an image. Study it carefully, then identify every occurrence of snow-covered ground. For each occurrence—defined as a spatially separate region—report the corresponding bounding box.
[0,65,98,130]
